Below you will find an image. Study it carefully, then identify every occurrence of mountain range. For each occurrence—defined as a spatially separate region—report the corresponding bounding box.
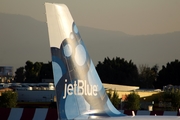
[1,13,180,72]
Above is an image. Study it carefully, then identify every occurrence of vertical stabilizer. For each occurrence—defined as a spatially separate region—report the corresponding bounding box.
[45,3,125,119]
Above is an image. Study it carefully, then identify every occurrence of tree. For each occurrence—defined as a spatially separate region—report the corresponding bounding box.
[107,89,120,109]
[0,91,18,108]
[96,57,138,86]
[14,67,25,82]
[163,88,180,110]
[125,92,140,110]
[138,64,158,88]
[24,60,35,82]
[15,61,53,83]
[25,61,43,82]
[39,62,53,80]
[155,59,180,89]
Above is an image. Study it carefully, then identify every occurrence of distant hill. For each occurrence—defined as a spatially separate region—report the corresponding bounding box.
[79,26,180,67]
[0,13,50,71]
[0,13,180,72]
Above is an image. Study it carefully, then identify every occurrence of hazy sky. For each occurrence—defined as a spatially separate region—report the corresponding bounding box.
[0,0,180,72]
[1,0,180,35]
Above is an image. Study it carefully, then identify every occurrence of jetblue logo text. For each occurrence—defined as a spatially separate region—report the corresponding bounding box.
[63,79,98,99]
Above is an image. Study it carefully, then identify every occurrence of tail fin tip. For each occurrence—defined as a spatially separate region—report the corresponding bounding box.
[45,3,125,119]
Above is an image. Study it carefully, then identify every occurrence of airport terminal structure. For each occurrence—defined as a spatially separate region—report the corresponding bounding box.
[0,82,161,103]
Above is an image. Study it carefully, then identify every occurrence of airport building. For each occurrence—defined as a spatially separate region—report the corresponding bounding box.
[0,82,161,103]
[0,66,14,82]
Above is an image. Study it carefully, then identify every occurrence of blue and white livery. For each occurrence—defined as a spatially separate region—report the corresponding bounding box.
[45,3,180,120]
[45,3,124,119]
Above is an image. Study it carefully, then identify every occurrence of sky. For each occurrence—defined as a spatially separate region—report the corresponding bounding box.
[1,0,180,35]
[0,0,180,72]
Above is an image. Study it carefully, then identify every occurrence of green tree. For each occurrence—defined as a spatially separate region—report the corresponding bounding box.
[14,67,25,82]
[0,91,18,108]
[25,61,43,82]
[155,59,180,89]
[107,89,113,99]
[107,89,120,109]
[163,88,180,110]
[15,61,53,83]
[125,92,140,110]
[96,57,138,86]
[25,60,35,82]
[39,62,53,80]
[138,64,158,88]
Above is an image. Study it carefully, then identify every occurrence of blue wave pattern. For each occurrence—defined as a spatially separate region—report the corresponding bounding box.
[51,22,124,119]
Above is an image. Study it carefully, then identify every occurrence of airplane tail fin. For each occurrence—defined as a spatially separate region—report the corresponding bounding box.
[45,3,125,119]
